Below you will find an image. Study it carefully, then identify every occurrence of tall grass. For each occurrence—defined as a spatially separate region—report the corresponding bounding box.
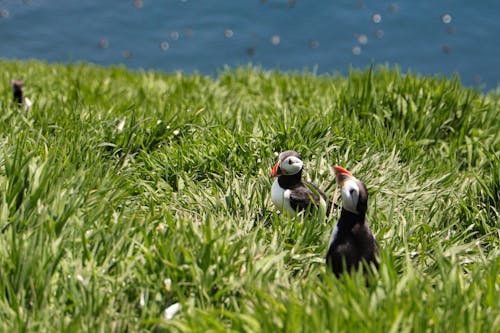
[0,60,498,332]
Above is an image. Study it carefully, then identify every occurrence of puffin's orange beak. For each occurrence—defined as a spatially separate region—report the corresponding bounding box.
[270,162,281,178]
[334,165,353,177]
[334,165,354,185]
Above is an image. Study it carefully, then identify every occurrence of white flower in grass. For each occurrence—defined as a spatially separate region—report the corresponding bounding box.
[112,211,120,224]
[173,129,180,136]
[156,224,167,232]
[76,274,89,287]
[164,302,181,320]
[116,118,126,132]
[164,278,172,292]
[140,290,146,307]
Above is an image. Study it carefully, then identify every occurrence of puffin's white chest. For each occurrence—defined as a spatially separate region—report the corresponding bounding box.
[328,224,339,248]
[271,179,295,217]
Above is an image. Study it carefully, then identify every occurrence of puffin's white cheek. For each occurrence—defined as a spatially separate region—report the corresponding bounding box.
[281,159,303,175]
[341,182,359,213]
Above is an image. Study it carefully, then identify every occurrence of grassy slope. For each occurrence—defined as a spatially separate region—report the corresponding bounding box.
[0,60,498,332]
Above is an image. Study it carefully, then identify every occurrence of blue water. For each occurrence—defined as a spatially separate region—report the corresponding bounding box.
[1,0,499,90]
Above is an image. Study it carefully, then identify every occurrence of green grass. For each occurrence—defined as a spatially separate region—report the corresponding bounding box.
[0,59,498,332]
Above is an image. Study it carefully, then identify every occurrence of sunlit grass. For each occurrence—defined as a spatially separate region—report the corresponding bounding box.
[0,60,498,332]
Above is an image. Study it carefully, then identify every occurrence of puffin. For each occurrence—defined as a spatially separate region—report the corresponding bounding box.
[11,79,32,111]
[326,165,379,276]
[270,150,329,217]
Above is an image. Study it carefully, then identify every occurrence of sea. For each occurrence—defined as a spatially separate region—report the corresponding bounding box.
[1,0,499,91]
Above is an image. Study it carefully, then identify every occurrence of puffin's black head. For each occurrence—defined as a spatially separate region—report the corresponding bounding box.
[270,150,304,178]
[11,79,24,104]
[11,79,23,90]
[334,165,368,215]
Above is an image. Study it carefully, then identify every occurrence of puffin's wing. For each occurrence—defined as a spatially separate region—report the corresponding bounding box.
[288,187,316,211]
[289,183,324,212]
[305,181,336,215]
[304,181,328,201]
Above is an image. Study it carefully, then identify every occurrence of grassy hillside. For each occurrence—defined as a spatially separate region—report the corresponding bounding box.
[0,60,498,332]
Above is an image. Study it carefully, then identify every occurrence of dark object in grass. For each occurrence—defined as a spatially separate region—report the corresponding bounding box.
[326,165,379,277]
[270,150,331,217]
[11,79,24,105]
[11,79,32,111]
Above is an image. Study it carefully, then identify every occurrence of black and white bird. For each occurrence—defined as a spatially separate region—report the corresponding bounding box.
[11,79,32,112]
[326,165,379,276]
[270,150,329,217]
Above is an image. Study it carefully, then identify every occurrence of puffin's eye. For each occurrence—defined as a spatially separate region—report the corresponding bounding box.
[288,159,293,164]
[349,188,355,195]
